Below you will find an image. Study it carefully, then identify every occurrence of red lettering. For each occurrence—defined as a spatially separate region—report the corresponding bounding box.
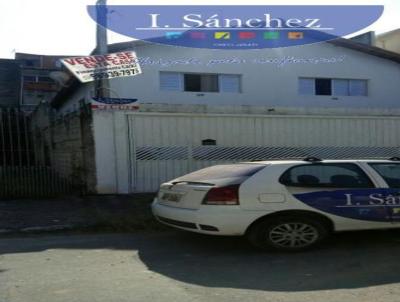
[97,55,107,62]
[116,53,127,60]
[63,58,77,65]
[104,54,113,61]
[124,52,134,59]
[83,57,98,64]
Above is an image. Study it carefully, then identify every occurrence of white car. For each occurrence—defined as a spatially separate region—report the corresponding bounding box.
[152,157,400,251]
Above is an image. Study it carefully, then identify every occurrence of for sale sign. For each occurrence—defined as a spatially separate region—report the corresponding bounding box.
[60,51,142,83]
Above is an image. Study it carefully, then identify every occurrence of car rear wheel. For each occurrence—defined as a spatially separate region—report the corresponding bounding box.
[246,215,330,251]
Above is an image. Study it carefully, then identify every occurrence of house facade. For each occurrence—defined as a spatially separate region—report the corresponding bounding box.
[47,39,400,194]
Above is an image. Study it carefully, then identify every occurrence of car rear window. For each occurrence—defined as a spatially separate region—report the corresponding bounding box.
[369,163,400,188]
[280,163,374,188]
[173,164,266,182]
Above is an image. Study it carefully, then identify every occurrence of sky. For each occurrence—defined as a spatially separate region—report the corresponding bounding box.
[0,0,399,58]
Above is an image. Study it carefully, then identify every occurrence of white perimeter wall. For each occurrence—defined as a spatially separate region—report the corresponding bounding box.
[92,110,400,193]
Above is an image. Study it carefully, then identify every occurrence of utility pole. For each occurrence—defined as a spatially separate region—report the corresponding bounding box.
[95,0,109,98]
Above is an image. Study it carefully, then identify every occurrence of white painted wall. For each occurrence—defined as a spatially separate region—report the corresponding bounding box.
[92,106,400,193]
[109,42,400,109]
[91,111,130,194]
[121,112,400,193]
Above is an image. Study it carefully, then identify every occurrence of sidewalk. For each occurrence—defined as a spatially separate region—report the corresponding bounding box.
[0,194,160,234]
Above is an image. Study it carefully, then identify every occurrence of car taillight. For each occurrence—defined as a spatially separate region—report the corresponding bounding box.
[202,185,240,205]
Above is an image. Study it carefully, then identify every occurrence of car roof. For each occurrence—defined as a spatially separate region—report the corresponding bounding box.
[244,159,399,165]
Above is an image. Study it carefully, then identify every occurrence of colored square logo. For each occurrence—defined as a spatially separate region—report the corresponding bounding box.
[288,32,304,39]
[190,32,206,39]
[165,32,183,39]
[238,32,256,39]
[264,31,280,40]
[214,32,230,40]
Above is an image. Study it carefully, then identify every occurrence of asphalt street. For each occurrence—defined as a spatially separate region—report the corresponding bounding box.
[1,230,400,302]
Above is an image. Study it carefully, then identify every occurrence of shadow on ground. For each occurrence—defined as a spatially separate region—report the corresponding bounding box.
[1,229,400,292]
[0,194,157,232]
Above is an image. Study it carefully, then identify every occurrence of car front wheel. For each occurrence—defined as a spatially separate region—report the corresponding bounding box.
[246,215,330,251]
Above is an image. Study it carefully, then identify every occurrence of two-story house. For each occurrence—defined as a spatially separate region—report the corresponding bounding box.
[46,38,400,193]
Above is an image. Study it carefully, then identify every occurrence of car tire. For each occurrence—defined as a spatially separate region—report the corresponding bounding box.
[246,215,330,252]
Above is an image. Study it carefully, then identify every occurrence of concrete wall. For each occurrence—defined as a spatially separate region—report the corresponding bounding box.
[31,102,97,193]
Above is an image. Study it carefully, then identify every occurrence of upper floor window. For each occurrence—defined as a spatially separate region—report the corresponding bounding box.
[23,59,40,67]
[160,72,241,93]
[23,75,54,84]
[184,74,218,92]
[23,75,37,83]
[37,76,54,83]
[299,78,368,96]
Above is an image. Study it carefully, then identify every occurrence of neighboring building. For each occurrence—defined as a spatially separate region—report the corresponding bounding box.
[376,29,400,54]
[15,53,74,111]
[350,31,376,46]
[43,38,400,194]
[0,59,21,107]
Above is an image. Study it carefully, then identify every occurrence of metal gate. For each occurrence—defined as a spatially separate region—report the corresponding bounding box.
[0,108,73,199]
[127,112,400,192]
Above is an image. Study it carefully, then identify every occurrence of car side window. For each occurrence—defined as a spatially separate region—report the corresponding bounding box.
[369,163,400,188]
[280,163,374,188]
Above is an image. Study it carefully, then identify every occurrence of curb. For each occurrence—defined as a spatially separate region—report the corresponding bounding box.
[0,224,75,235]
[0,229,13,234]
[20,224,75,232]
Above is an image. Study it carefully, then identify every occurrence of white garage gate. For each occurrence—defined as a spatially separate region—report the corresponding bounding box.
[127,112,400,192]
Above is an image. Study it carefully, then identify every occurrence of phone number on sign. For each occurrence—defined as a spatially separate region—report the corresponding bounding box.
[90,68,139,79]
